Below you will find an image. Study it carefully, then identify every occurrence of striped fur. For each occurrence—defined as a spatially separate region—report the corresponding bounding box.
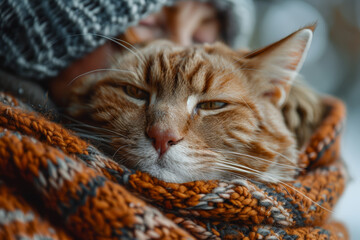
[65,27,323,183]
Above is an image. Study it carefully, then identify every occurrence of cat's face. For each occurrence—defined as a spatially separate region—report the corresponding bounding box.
[66,27,313,183]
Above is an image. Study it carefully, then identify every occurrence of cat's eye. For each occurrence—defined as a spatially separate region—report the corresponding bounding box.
[197,101,227,110]
[123,85,149,100]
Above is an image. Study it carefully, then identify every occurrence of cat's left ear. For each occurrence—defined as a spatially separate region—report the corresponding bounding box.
[244,25,315,107]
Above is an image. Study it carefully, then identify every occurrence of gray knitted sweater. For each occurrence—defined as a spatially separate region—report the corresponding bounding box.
[0,0,254,80]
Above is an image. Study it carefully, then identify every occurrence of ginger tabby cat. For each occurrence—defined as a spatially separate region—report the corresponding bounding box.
[64,26,324,183]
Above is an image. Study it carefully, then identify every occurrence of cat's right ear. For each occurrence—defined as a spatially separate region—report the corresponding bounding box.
[243,25,315,107]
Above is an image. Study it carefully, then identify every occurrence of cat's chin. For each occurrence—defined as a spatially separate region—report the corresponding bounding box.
[138,155,221,183]
[146,168,194,183]
[141,164,218,183]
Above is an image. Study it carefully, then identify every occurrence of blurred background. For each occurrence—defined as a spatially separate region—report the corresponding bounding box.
[251,0,360,237]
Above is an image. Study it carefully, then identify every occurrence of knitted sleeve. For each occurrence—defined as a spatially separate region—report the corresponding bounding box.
[0,0,175,80]
[0,0,254,81]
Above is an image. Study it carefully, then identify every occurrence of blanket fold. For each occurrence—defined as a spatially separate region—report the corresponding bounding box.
[0,92,348,239]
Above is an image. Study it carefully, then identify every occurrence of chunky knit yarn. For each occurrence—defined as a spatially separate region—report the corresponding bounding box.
[0,91,348,239]
[0,0,254,80]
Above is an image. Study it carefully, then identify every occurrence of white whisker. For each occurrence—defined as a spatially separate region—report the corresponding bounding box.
[112,144,130,158]
[67,68,135,86]
[90,33,146,65]
[269,177,333,214]
[269,149,298,165]
[111,37,146,62]
[74,132,111,143]
[63,115,127,137]
[211,148,300,170]
[214,162,258,175]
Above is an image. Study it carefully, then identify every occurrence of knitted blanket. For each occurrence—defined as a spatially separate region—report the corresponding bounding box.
[0,91,348,240]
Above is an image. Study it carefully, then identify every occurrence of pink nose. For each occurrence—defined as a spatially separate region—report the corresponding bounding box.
[147,126,182,156]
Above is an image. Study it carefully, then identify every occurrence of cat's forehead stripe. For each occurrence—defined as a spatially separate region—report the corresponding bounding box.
[201,71,216,94]
[158,51,169,74]
[186,61,204,86]
[144,56,153,85]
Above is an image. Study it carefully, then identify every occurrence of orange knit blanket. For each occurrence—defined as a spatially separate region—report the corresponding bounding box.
[0,92,348,239]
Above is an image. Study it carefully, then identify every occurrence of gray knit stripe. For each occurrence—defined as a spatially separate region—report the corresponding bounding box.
[0,209,34,225]
[0,0,254,80]
[24,0,55,64]
[3,1,39,69]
